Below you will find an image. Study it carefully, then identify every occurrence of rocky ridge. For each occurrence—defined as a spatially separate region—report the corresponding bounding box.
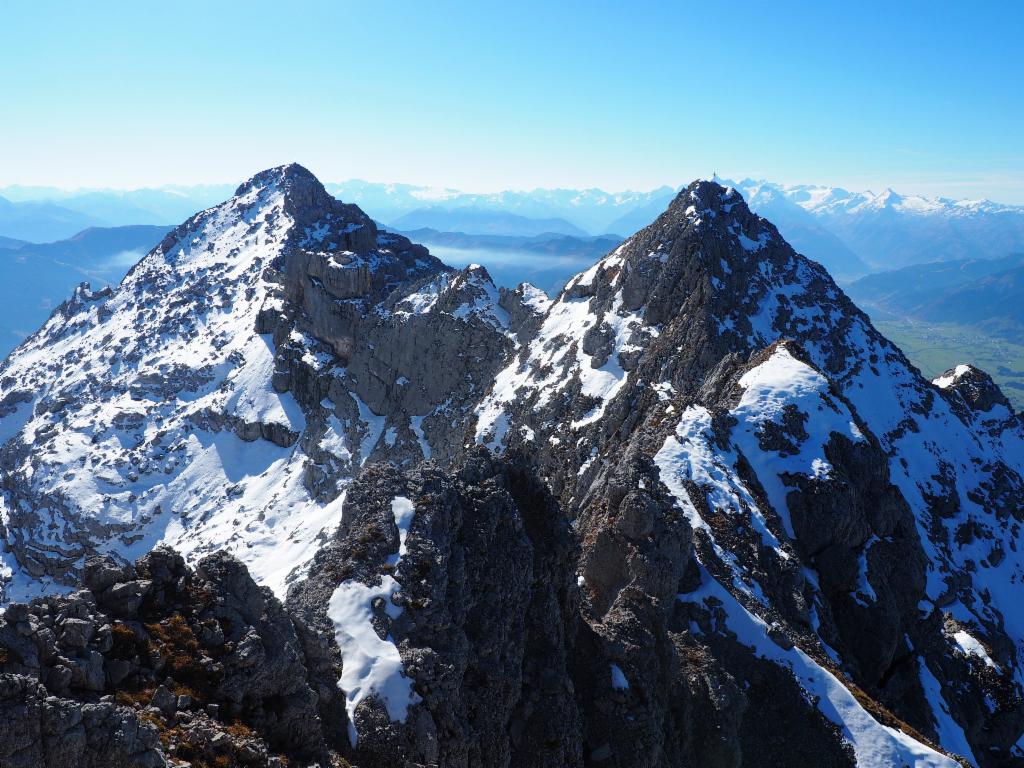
[0,169,1021,767]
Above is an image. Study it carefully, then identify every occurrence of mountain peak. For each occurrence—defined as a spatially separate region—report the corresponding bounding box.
[669,178,747,214]
[149,163,380,264]
[660,179,767,243]
[232,163,371,232]
[234,162,320,196]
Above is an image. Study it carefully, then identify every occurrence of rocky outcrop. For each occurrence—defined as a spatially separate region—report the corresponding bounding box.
[282,451,878,768]
[0,674,165,768]
[0,547,326,768]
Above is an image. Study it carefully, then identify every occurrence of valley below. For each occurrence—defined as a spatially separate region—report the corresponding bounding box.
[869,317,1024,409]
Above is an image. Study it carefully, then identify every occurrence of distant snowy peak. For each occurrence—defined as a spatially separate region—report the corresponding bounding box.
[719,176,1024,271]
[730,177,1024,218]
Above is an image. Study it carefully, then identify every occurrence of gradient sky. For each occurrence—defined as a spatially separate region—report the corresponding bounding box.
[2,1,1022,201]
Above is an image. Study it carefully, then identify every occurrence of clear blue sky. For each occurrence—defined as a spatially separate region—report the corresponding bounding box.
[2,1,1022,201]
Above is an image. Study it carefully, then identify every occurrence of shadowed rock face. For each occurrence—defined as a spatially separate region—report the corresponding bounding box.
[1,170,1022,767]
[289,449,858,768]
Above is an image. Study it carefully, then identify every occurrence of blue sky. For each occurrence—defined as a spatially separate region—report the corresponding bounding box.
[2,1,1022,201]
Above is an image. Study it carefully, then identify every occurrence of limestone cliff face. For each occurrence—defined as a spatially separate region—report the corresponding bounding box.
[1,170,1022,768]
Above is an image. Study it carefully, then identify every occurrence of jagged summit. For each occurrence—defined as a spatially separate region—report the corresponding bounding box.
[233,162,342,213]
[150,163,384,275]
[236,162,376,239]
[656,178,775,242]
[237,161,320,190]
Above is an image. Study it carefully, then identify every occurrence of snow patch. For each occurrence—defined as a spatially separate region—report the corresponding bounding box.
[328,495,420,747]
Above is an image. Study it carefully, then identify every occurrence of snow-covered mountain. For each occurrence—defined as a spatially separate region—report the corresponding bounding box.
[388,206,589,237]
[472,180,1024,766]
[727,178,1024,273]
[0,164,518,602]
[1,168,1022,768]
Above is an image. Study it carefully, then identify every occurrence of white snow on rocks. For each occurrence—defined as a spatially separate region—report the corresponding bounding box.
[395,274,447,317]
[948,628,998,670]
[475,280,649,445]
[519,283,552,314]
[328,495,420,747]
[653,404,780,602]
[393,266,510,333]
[654,345,1010,763]
[682,567,960,768]
[918,658,979,766]
[933,364,973,389]
[731,347,864,533]
[697,221,1024,752]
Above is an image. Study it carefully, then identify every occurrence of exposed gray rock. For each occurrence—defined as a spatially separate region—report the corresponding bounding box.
[0,168,1021,768]
[0,547,329,767]
[0,673,165,767]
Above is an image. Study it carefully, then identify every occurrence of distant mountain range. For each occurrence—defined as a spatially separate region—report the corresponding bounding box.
[0,185,229,243]
[324,180,676,235]
[4,178,1024,284]
[323,179,1024,281]
[0,224,170,354]
[847,253,1024,342]
[0,184,232,231]
[388,207,589,237]
[392,227,622,258]
[724,179,1024,277]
